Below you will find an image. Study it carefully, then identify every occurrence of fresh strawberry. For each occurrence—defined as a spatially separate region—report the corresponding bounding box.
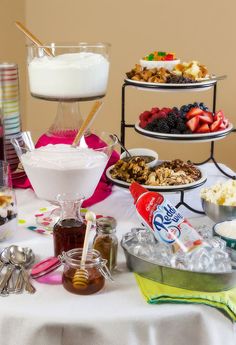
[150,107,160,115]
[196,123,210,133]
[198,111,213,124]
[219,121,227,130]
[223,118,229,127]
[186,107,204,120]
[215,110,225,122]
[210,118,222,132]
[186,116,200,132]
[139,111,151,122]
[219,118,229,130]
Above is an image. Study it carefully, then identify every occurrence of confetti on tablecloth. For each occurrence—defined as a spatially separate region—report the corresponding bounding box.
[18,207,104,236]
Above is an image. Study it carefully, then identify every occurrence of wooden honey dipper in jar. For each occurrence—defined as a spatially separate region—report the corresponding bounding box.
[72,211,96,289]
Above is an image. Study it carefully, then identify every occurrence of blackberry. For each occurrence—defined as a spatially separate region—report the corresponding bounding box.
[183,129,192,134]
[166,75,195,84]
[170,128,181,134]
[172,107,180,115]
[156,119,170,133]
[145,121,158,132]
[176,120,187,132]
[166,113,177,128]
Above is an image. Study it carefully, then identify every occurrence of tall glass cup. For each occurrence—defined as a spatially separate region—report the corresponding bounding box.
[0,161,17,241]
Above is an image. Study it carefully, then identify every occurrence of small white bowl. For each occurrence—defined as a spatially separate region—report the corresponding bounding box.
[140,59,180,71]
[120,148,158,168]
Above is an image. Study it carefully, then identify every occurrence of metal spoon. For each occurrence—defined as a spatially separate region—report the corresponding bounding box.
[112,134,131,158]
[10,248,34,294]
[0,248,14,296]
[0,247,10,273]
[24,247,35,268]
[8,245,36,294]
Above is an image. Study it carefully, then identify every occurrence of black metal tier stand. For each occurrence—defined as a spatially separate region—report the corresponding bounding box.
[120,79,235,214]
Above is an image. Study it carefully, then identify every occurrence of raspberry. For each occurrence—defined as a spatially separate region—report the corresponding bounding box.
[161,107,172,114]
[150,107,160,115]
[139,111,151,121]
[139,120,148,128]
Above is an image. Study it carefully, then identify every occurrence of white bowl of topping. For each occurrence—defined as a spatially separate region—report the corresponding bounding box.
[213,220,236,249]
[140,59,180,71]
[120,148,158,168]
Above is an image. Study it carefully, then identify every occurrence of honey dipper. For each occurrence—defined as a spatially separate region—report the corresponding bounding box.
[72,211,96,288]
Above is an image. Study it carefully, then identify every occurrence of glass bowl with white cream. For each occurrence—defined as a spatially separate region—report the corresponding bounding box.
[27,43,110,101]
[11,131,117,203]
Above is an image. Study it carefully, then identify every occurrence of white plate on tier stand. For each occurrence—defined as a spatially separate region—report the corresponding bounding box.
[134,122,234,143]
[124,78,219,91]
[106,165,207,192]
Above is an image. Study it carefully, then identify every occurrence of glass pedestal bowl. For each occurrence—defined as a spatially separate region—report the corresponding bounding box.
[27,42,111,139]
[11,131,117,204]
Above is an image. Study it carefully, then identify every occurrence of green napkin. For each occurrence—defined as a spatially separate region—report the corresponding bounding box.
[135,273,236,321]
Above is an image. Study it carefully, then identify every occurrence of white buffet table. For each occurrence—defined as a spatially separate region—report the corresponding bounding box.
[1,163,236,345]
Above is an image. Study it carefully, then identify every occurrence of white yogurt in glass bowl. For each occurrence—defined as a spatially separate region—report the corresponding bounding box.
[21,144,110,202]
[27,43,110,101]
[12,132,117,203]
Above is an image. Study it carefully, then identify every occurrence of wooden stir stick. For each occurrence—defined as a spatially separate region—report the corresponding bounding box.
[15,21,54,57]
[72,211,96,288]
[71,101,103,147]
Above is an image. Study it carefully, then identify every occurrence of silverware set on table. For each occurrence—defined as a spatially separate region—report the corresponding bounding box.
[0,245,35,296]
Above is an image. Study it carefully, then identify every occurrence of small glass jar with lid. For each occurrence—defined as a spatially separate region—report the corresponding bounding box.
[31,248,113,295]
[62,248,112,295]
[93,217,118,271]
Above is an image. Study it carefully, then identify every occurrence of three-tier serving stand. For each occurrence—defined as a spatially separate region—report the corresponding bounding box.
[120,78,236,214]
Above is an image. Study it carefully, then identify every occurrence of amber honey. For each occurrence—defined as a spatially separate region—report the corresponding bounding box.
[62,264,105,295]
[61,249,107,295]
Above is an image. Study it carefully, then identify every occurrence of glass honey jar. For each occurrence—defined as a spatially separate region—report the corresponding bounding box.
[61,248,113,295]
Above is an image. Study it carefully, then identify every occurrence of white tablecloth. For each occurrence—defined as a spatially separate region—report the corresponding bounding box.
[0,163,236,345]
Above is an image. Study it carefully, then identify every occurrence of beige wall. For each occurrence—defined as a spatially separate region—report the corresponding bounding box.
[4,0,236,169]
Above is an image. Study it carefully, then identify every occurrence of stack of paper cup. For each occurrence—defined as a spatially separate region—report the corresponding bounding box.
[0,63,24,179]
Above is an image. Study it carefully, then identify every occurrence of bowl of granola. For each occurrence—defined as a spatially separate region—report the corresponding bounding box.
[107,158,206,191]
[120,148,158,168]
